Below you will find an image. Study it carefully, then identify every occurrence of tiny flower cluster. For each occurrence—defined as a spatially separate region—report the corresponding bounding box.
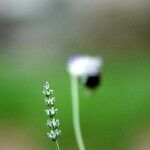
[43,82,61,142]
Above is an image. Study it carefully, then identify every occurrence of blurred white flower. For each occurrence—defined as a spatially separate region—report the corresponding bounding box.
[68,55,103,88]
[68,55,102,77]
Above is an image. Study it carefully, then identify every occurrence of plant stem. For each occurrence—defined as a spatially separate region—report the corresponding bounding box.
[55,140,60,150]
[70,75,85,150]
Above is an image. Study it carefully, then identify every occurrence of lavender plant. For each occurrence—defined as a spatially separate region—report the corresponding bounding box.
[43,82,61,150]
[68,55,103,150]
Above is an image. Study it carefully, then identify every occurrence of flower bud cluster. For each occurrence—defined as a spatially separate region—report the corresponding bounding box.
[43,82,61,141]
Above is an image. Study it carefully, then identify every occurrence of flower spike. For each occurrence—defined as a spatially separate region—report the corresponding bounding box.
[42,82,61,149]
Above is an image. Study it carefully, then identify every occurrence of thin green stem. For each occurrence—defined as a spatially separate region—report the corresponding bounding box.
[55,140,60,150]
[70,75,85,150]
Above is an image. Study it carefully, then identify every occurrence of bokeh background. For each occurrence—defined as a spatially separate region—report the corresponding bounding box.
[0,0,150,150]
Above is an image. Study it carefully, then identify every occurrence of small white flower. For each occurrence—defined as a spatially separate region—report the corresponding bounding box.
[47,129,61,141]
[47,118,60,129]
[67,55,102,77]
[47,130,56,141]
[45,97,55,106]
[45,107,58,117]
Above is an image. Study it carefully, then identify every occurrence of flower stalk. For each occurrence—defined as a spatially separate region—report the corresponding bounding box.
[43,82,61,150]
[71,75,85,150]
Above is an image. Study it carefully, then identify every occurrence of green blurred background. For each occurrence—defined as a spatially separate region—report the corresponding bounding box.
[0,0,150,150]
